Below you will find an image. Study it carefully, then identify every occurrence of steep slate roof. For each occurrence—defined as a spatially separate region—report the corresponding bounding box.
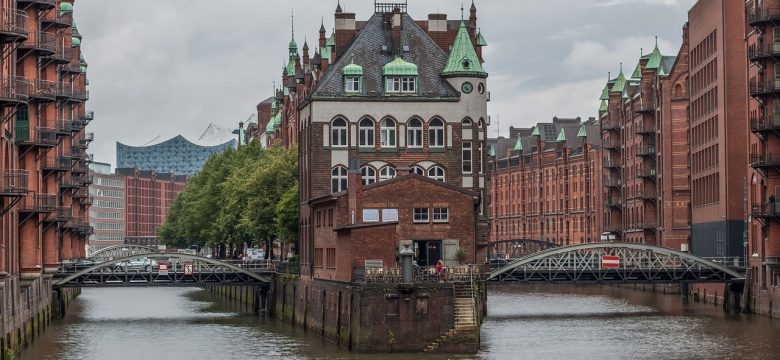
[660,55,676,75]
[311,13,459,99]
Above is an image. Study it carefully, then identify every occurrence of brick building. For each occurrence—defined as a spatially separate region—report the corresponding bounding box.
[745,0,780,314]
[0,0,92,348]
[488,117,603,247]
[116,167,188,246]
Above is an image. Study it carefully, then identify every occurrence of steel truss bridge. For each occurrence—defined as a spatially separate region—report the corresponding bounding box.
[54,253,273,288]
[488,239,558,260]
[488,243,745,284]
[88,244,159,262]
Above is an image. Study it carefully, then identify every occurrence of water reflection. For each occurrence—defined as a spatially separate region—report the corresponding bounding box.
[20,286,780,360]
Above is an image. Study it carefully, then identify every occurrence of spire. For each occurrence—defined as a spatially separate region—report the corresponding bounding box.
[335,0,342,13]
[461,2,465,21]
[288,9,297,51]
[610,64,626,93]
[441,20,487,77]
[303,38,309,51]
[319,18,326,33]
[646,36,663,70]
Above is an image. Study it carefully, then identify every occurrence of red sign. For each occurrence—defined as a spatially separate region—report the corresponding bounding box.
[184,263,193,276]
[158,263,169,275]
[601,255,620,269]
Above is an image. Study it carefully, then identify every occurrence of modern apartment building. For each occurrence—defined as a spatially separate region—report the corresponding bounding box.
[88,162,126,251]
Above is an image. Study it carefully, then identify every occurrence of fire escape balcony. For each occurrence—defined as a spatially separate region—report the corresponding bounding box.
[635,124,655,135]
[638,168,657,181]
[636,221,658,231]
[750,115,780,135]
[30,79,57,101]
[603,140,621,151]
[0,76,30,105]
[60,175,83,190]
[749,79,780,97]
[60,63,80,74]
[72,188,88,199]
[42,153,71,173]
[635,101,656,114]
[603,177,622,188]
[749,43,780,62]
[604,159,621,169]
[16,0,56,10]
[71,163,89,174]
[748,7,780,27]
[605,196,623,208]
[750,153,780,173]
[602,122,620,132]
[40,8,71,28]
[69,119,84,132]
[16,126,57,148]
[54,119,72,135]
[636,145,657,157]
[0,8,28,43]
[76,133,93,148]
[70,146,87,160]
[45,42,70,64]
[638,189,657,202]
[18,193,56,213]
[56,83,73,99]
[55,207,72,222]
[751,203,780,222]
[0,170,28,197]
[18,31,55,55]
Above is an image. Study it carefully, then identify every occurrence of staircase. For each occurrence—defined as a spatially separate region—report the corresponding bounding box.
[424,282,478,353]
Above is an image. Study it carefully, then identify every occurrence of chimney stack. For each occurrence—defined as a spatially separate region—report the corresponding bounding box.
[347,159,362,224]
[335,8,356,59]
[427,14,448,51]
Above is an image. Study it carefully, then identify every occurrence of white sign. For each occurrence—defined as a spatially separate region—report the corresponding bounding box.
[184,263,193,276]
[158,263,169,276]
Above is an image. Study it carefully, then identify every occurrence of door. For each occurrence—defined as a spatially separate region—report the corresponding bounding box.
[414,240,442,267]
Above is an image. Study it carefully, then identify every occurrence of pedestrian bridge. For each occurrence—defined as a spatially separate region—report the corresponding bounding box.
[488,243,745,284]
[53,253,277,288]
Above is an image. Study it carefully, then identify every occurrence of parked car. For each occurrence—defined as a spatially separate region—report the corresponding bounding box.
[116,258,152,272]
[62,258,97,272]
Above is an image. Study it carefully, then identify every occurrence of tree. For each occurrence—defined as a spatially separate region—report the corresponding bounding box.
[275,181,299,251]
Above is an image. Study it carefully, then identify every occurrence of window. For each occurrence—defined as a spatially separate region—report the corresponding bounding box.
[413,208,429,223]
[363,209,379,222]
[427,166,445,182]
[462,118,473,127]
[380,118,396,148]
[379,166,396,182]
[462,142,472,173]
[382,208,398,222]
[361,166,376,185]
[429,118,444,148]
[386,77,416,93]
[433,208,449,223]
[359,118,375,147]
[411,166,425,176]
[331,166,348,193]
[407,118,423,148]
[332,118,347,147]
[345,76,361,93]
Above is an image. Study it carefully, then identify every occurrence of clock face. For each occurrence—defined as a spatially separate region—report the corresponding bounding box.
[462,82,473,94]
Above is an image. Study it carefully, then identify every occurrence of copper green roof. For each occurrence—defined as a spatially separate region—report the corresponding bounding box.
[488,144,496,157]
[658,65,667,76]
[577,126,588,138]
[599,100,608,112]
[514,138,523,151]
[645,39,662,70]
[531,126,540,136]
[383,57,418,76]
[556,129,566,142]
[72,20,78,30]
[60,2,73,16]
[610,70,626,93]
[599,84,610,101]
[631,62,642,79]
[80,65,87,74]
[265,110,283,135]
[441,21,487,77]
[72,37,80,47]
[342,60,363,76]
[289,37,297,50]
[476,30,487,47]
[79,52,86,65]
[321,46,331,64]
[271,100,278,110]
[326,34,335,47]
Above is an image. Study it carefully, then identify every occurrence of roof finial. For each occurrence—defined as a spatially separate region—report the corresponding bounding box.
[655,36,658,48]
[619,62,623,73]
[291,9,295,39]
[461,2,465,21]
[608,71,611,80]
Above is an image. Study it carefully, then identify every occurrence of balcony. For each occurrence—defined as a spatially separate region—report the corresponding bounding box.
[56,83,73,99]
[603,140,621,151]
[42,153,71,172]
[0,170,28,197]
[72,188,88,199]
[40,8,71,28]
[18,193,56,213]
[30,79,57,101]
[605,196,623,208]
[0,8,28,43]
[636,221,658,230]
[604,159,621,169]
[635,124,655,135]
[638,168,657,180]
[60,175,83,189]
[0,76,30,104]
[54,120,72,135]
[16,127,57,148]
[636,145,656,157]
[603,177,622,188]
[69,119,83,132]
[748,8,780,26]
[45,42,70,64]
[60,63,80,74]
[749,79,780,97]
[749,43,780,61]
[752,203,779,220]
[70,146,87,161]
[750,115,780,134]
[635,101,656,114]
[16,0,56,10]
[750,153,780,171]
[638,189,657,202]
[602,122,620,132]
[71,163,89,174]
[70,90,88,102]
[55,207,72,222]
[18,31,56,54]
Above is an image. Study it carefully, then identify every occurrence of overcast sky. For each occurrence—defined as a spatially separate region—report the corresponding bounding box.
[75,0,696,166]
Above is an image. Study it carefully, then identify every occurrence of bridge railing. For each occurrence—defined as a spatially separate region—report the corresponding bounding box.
[363,264,489,284]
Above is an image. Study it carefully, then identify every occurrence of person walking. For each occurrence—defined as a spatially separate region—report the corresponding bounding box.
[436,259,445,282]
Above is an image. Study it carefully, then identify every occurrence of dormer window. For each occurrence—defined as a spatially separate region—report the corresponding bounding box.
[342,60,363,94]
[345,76,361,93]
[382,57,418,95]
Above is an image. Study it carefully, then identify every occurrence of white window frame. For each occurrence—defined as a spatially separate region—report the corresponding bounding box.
[359,118,375,147]
[380,118,397,148]
[427,166,445,182]
[382,208,399,222]
[429,118,445,148]
[386,76,416,93]
[361,166,377,185]
[363,209,379,223]
[433,208,449,223]
[462,142,473,173]
[379,166,397,182]
[345,76,361,93]
[407,118,423,148]
[332,118,348,147]
[331,166,348,193]
[411,166,425,176]
[413,208,429,223]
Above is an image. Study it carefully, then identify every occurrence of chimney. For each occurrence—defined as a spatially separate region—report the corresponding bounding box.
[391,7,402,55]
[347,159,362,224]
[335,9,356,59]
[427,13,448,51]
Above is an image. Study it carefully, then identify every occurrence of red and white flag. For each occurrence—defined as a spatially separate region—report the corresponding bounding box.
[601,255,620,269]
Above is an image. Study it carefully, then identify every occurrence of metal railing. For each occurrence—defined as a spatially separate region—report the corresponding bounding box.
[363,264,488,284]
[42,154,71,171]
[21,31,55,52]
[55,207,72,222]
[749,43,780,60]
[751,203,779,218]
[0,76,30,102]
[748,7,780,25]
[32,79,57,99]
[635,123,655,134]
[604,197,622,207]
[638,188,657,201]
[750,153,780,167]
[0,170,28,195]
[604,159,621,168]
[602,122,620,131]
[603,177,622,188]
[639,168,657,179]
[0,8,29,39]
[636,145,656,157]
[750,115,780,131]
[57,84,73,98]
[603,140,621,150]
[19,193,56,212]
[749,79,780,95]
[703,257,746,270]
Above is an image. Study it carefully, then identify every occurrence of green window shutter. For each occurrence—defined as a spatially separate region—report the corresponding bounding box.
[15,106,29,141]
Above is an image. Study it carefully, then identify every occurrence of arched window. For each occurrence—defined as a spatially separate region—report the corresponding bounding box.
[427,166,445,182]
[411,166,425,176]
[359,118,375,147]
[332,118,347,147]
[331,166,348,193]
[380,118,396,148]
[361,166,377,185]
[429,118,444,148]
[379,166,397,182]
[407,118,423,148]
[462,118,473,127]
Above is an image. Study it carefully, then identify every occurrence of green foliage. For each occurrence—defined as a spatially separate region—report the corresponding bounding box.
[158,141,299,256]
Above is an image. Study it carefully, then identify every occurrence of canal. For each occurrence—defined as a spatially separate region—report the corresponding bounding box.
[20,286,780,360]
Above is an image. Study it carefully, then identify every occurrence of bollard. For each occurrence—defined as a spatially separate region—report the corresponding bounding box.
[400,244,415,284]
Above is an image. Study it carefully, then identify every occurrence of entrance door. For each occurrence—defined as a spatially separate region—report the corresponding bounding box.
[414,240,442,267]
